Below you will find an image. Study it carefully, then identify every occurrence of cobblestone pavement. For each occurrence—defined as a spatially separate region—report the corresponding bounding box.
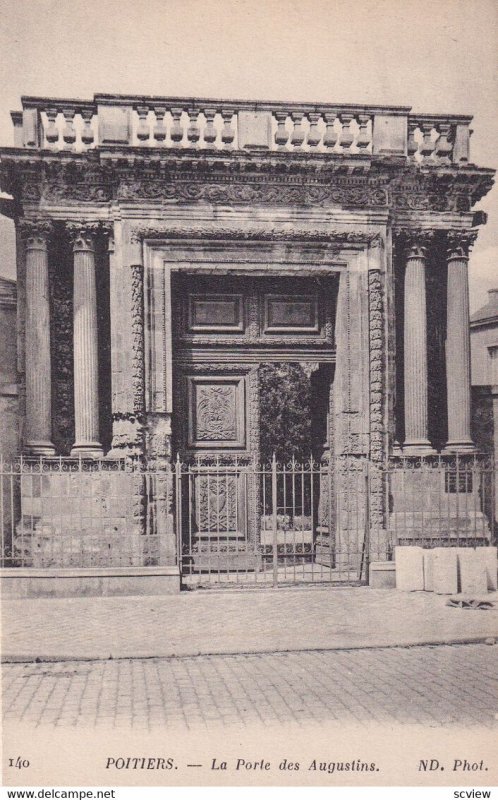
[2,644,498,730]
[3,587,498,661]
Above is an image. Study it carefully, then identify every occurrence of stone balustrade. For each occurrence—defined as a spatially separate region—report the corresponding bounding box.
[10,95,472,163]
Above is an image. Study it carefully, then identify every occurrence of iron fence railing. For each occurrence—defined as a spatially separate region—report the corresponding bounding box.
[0,453,495,588]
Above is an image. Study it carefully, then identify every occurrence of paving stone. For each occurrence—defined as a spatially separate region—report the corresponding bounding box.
[3,644,498,730]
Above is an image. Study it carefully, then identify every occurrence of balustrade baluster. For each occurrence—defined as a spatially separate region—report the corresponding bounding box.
[322,112,338,149]
[170,108,184,144]
[221,110,235,148]
[407,120,419,158]
[290,112,305,149]
[356,114,370,150]
[45,107,60,148]
[338,113,354,150]
[420,122,435,159]
[62,107,77,149]
[274,111,289,149]
[203,108,217,147]
[81,109,94,146]
[136,105,150,143]
[435,122,453,163]
[187,109,200,147]
[306,112,322,148]
[152,106,167,144]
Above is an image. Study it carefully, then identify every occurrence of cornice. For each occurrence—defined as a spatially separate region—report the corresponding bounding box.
[0,151,494,213]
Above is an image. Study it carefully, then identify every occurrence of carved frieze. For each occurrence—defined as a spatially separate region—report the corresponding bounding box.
[131,224,382,244]
[1,152,493,213]
[118,178,389,207]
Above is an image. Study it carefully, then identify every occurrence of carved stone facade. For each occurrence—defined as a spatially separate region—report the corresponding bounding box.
[0,94,495,589]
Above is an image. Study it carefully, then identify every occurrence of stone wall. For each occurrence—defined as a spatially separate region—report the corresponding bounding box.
[14,465,174,568]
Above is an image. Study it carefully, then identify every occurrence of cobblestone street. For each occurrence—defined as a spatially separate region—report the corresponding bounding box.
[3,643,498,731]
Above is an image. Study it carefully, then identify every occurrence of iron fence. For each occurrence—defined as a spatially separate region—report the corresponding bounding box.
[0,453,495,588]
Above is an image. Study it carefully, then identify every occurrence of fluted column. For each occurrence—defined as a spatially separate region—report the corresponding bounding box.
[20,219,56,455]
[68,223,103,457]
[445,231,476,451]
[401,232,434,453]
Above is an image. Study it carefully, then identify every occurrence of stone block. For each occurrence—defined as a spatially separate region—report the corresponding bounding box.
[23,108,40,147]
[394,546,424,591]
[457,548,489,595]
[369,561,396,589]
[98,104,131,145]
[484,546,498,591]
[372,113,407,155]
[237,111,272,149]
[453,123,470,163]
[423,549,434,591]
[432,547,458,594]
[1,567,181,598]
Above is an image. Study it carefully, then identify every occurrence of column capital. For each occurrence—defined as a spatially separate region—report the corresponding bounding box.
[446,229,478,260]
[66,221,101,251]
[19,217,53,249]
[393,228,436,259]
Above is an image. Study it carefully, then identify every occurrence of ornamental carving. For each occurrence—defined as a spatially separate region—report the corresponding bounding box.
[1,153,493,212]
[65,220,102,250]
[49,255,74,455]
[110,412,144,453]
[368,269,385,529]
[118,178,389,207]
[19,217,53,245]
[393,228,436,259]
[130,264,145,416]
[131,224,382,245]
[195,385,238,441]
[197,475,238,532]
[446,229,478,259]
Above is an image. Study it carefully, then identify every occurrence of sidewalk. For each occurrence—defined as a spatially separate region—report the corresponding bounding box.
[3,585,498,662]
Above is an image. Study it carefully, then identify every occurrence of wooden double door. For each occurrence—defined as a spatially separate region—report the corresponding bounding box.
[172,272,337,568]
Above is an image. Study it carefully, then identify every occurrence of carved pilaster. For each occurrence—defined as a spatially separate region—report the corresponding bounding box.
[445,230,477,451]
[109,263,146,455]
[67,222,102,457]
[368,269,385,533]
[19,218,56,455]
[130,264,145,416]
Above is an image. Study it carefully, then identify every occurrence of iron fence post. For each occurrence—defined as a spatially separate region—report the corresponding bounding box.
[272,452,278,587]
[360,462,370,583]
[175,454,182,572]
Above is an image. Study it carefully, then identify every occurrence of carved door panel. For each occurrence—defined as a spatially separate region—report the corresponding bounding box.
[178,371,253,547]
